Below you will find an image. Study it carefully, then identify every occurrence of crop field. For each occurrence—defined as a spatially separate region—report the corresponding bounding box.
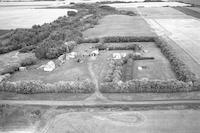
[0,8,74,29]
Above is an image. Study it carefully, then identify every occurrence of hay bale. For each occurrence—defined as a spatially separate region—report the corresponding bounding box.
[44,61,56,72]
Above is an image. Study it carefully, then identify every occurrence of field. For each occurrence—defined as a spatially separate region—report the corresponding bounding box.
[136,6,200,78]
[132,42,175,80]
[0,8,75,29]
[42,110,200,133]
[2,104,200,133]
[107,1,190,8]
[83,15,156,38]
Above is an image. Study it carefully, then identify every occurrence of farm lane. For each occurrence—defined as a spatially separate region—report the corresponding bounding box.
[84,61,109,102]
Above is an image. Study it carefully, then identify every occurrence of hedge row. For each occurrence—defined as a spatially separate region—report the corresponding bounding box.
[104,55,134,82]
[103,36,155,43]
[154,37,197,82]
[0,80,95,94]
[100,80,195,93]
[80,36,155,44]
[96,43,141,51]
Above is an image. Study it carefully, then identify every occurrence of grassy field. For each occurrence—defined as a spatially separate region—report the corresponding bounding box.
[83,15,156,38]
[132,42,176,80]
[9,60,91,83]
[0,51,35,73]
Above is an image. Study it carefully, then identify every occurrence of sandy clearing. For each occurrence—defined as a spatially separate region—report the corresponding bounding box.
[42,110,200,133]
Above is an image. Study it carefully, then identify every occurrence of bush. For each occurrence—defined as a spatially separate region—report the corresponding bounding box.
[120,10,137,16]
[0,80,95,94]
[0,45,21,54]
[103,36,155,43]
[0,64,20,75]
[96,43,141,51]
[35,39,68,59]
[19,45,37,53]
[20,57,37,67]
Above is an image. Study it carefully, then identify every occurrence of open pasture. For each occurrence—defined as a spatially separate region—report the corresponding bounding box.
[9,60,91,83]
[131,42,176,80]
[83,15,156,38]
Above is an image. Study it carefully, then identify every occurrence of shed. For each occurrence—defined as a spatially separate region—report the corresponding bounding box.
[113,53,121,59]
